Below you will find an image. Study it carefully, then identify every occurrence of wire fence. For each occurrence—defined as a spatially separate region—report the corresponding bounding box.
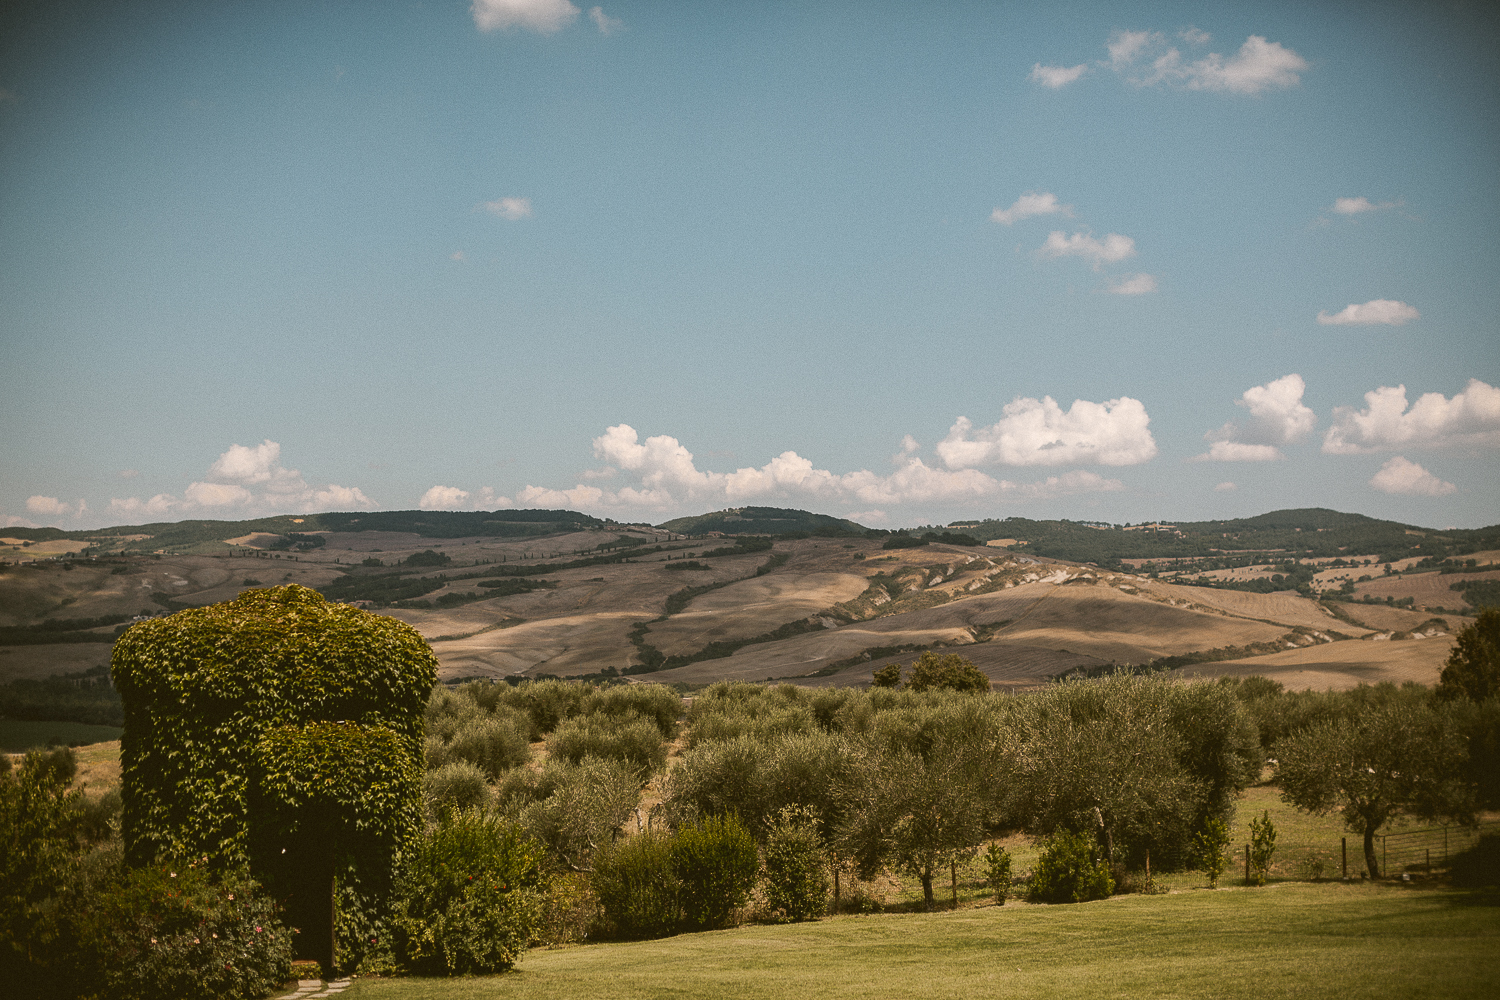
[1365,820,1500,877]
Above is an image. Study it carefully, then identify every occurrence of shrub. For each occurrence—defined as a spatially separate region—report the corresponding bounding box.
[672,815,758,931]
[591,830,680,939]
[391,809,546,975]
[505,757,641,873]
[536,871,599,945]
[426,712,531,779]
[983,843,1012,904]
[0,748,87,996]
[904,652,990,694]
[870,663,902,688]
[1028,830,1114,904]
[581,684,682,739]
[424,762,492,815]
[1191,816,1231,888]
[548,713,666,779]
[62,859,294,1000]
[498,679,588,738]
[1249,810,1277,885]
[761,806,828,922]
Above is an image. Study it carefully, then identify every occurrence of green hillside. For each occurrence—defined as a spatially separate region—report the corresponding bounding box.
[956,508,1500,567]
[657,506,869,537]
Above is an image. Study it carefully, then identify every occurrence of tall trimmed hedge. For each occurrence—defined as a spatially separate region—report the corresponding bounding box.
[110,584,436,883]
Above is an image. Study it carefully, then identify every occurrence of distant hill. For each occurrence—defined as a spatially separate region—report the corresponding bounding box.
[956,508,1500,566]
[657,506,870,537]
[2,509,606,554]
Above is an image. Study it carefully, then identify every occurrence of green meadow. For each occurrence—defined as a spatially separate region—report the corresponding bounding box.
[339,882,1499,1000]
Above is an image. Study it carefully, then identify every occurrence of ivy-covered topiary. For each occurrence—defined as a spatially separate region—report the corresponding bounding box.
[111,585,437,970]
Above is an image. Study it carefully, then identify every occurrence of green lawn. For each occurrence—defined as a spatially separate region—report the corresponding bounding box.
[339,882,1500,1000]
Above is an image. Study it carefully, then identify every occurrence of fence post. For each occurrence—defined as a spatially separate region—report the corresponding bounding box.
[1245,843,1251,885]
[1342,837,1347,879]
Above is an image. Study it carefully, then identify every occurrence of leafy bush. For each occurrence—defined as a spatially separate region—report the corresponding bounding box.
[581,684,682,739]
[904,652,990,694]
[761,806,828,922]
[0,748,87,995]
[548,713,667,779]
[591,830,680,939]
[503,757,641,873]
[426,712,531,779]
[69,860,293,1000]
[391,809,546,975]
[870,663,902,688]
[1249,810,1277,885]
[1191,816,1231,888]
[672,815,759,931]
[983,843,1012,904]
[1027,830,1114,904]
[424,762,491,815]
[497,679,589,738]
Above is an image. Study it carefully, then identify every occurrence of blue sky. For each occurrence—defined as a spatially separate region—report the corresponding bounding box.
[3,1,1497,532]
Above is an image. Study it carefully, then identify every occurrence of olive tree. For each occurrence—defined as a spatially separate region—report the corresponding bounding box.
[1274,697,1472,878]
[1438,608,1500,702]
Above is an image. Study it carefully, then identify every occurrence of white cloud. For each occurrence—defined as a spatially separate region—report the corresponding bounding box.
[184,481,253,508]
[1198,442,1285,462]
[420,485,471,510]
[1369,456,1456,496]
[847,510,887,524]
[1180,27,1212,46]
[110,494,178,517]
[1039,231,1136,269]
[4,515,38,528]
[1195,374,1317,462]
[451,250,465,262]
[1142,35,1308,94]
[472,0,579,34]
[1214,481,1237,492]
[1106,31,1307,94]
[992,191,1070,226]
[482,197,533,221]
[1108,273,1157,295]
[1316,299,1419,326]
[512,424,1130,515]
[1323,379,1500,454]
[579,466,617,480]
[588,6,622,34]
[118,469,139,479]
[109,440,376,519]
[208,440,298,487]
[1029,63,1088,88]
[937,396,1158,469]
[26,496,86,520]
[1332,196,1399,215]
[1107,30,1156,69]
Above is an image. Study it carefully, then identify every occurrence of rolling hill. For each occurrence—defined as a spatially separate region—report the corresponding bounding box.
[4,506,1491,718]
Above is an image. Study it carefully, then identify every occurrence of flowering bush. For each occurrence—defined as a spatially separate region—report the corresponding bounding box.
[66,858,293,1000]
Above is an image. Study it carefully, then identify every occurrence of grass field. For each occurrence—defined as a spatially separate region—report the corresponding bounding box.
[335,883,1500,1000]
[0,718,121,752]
